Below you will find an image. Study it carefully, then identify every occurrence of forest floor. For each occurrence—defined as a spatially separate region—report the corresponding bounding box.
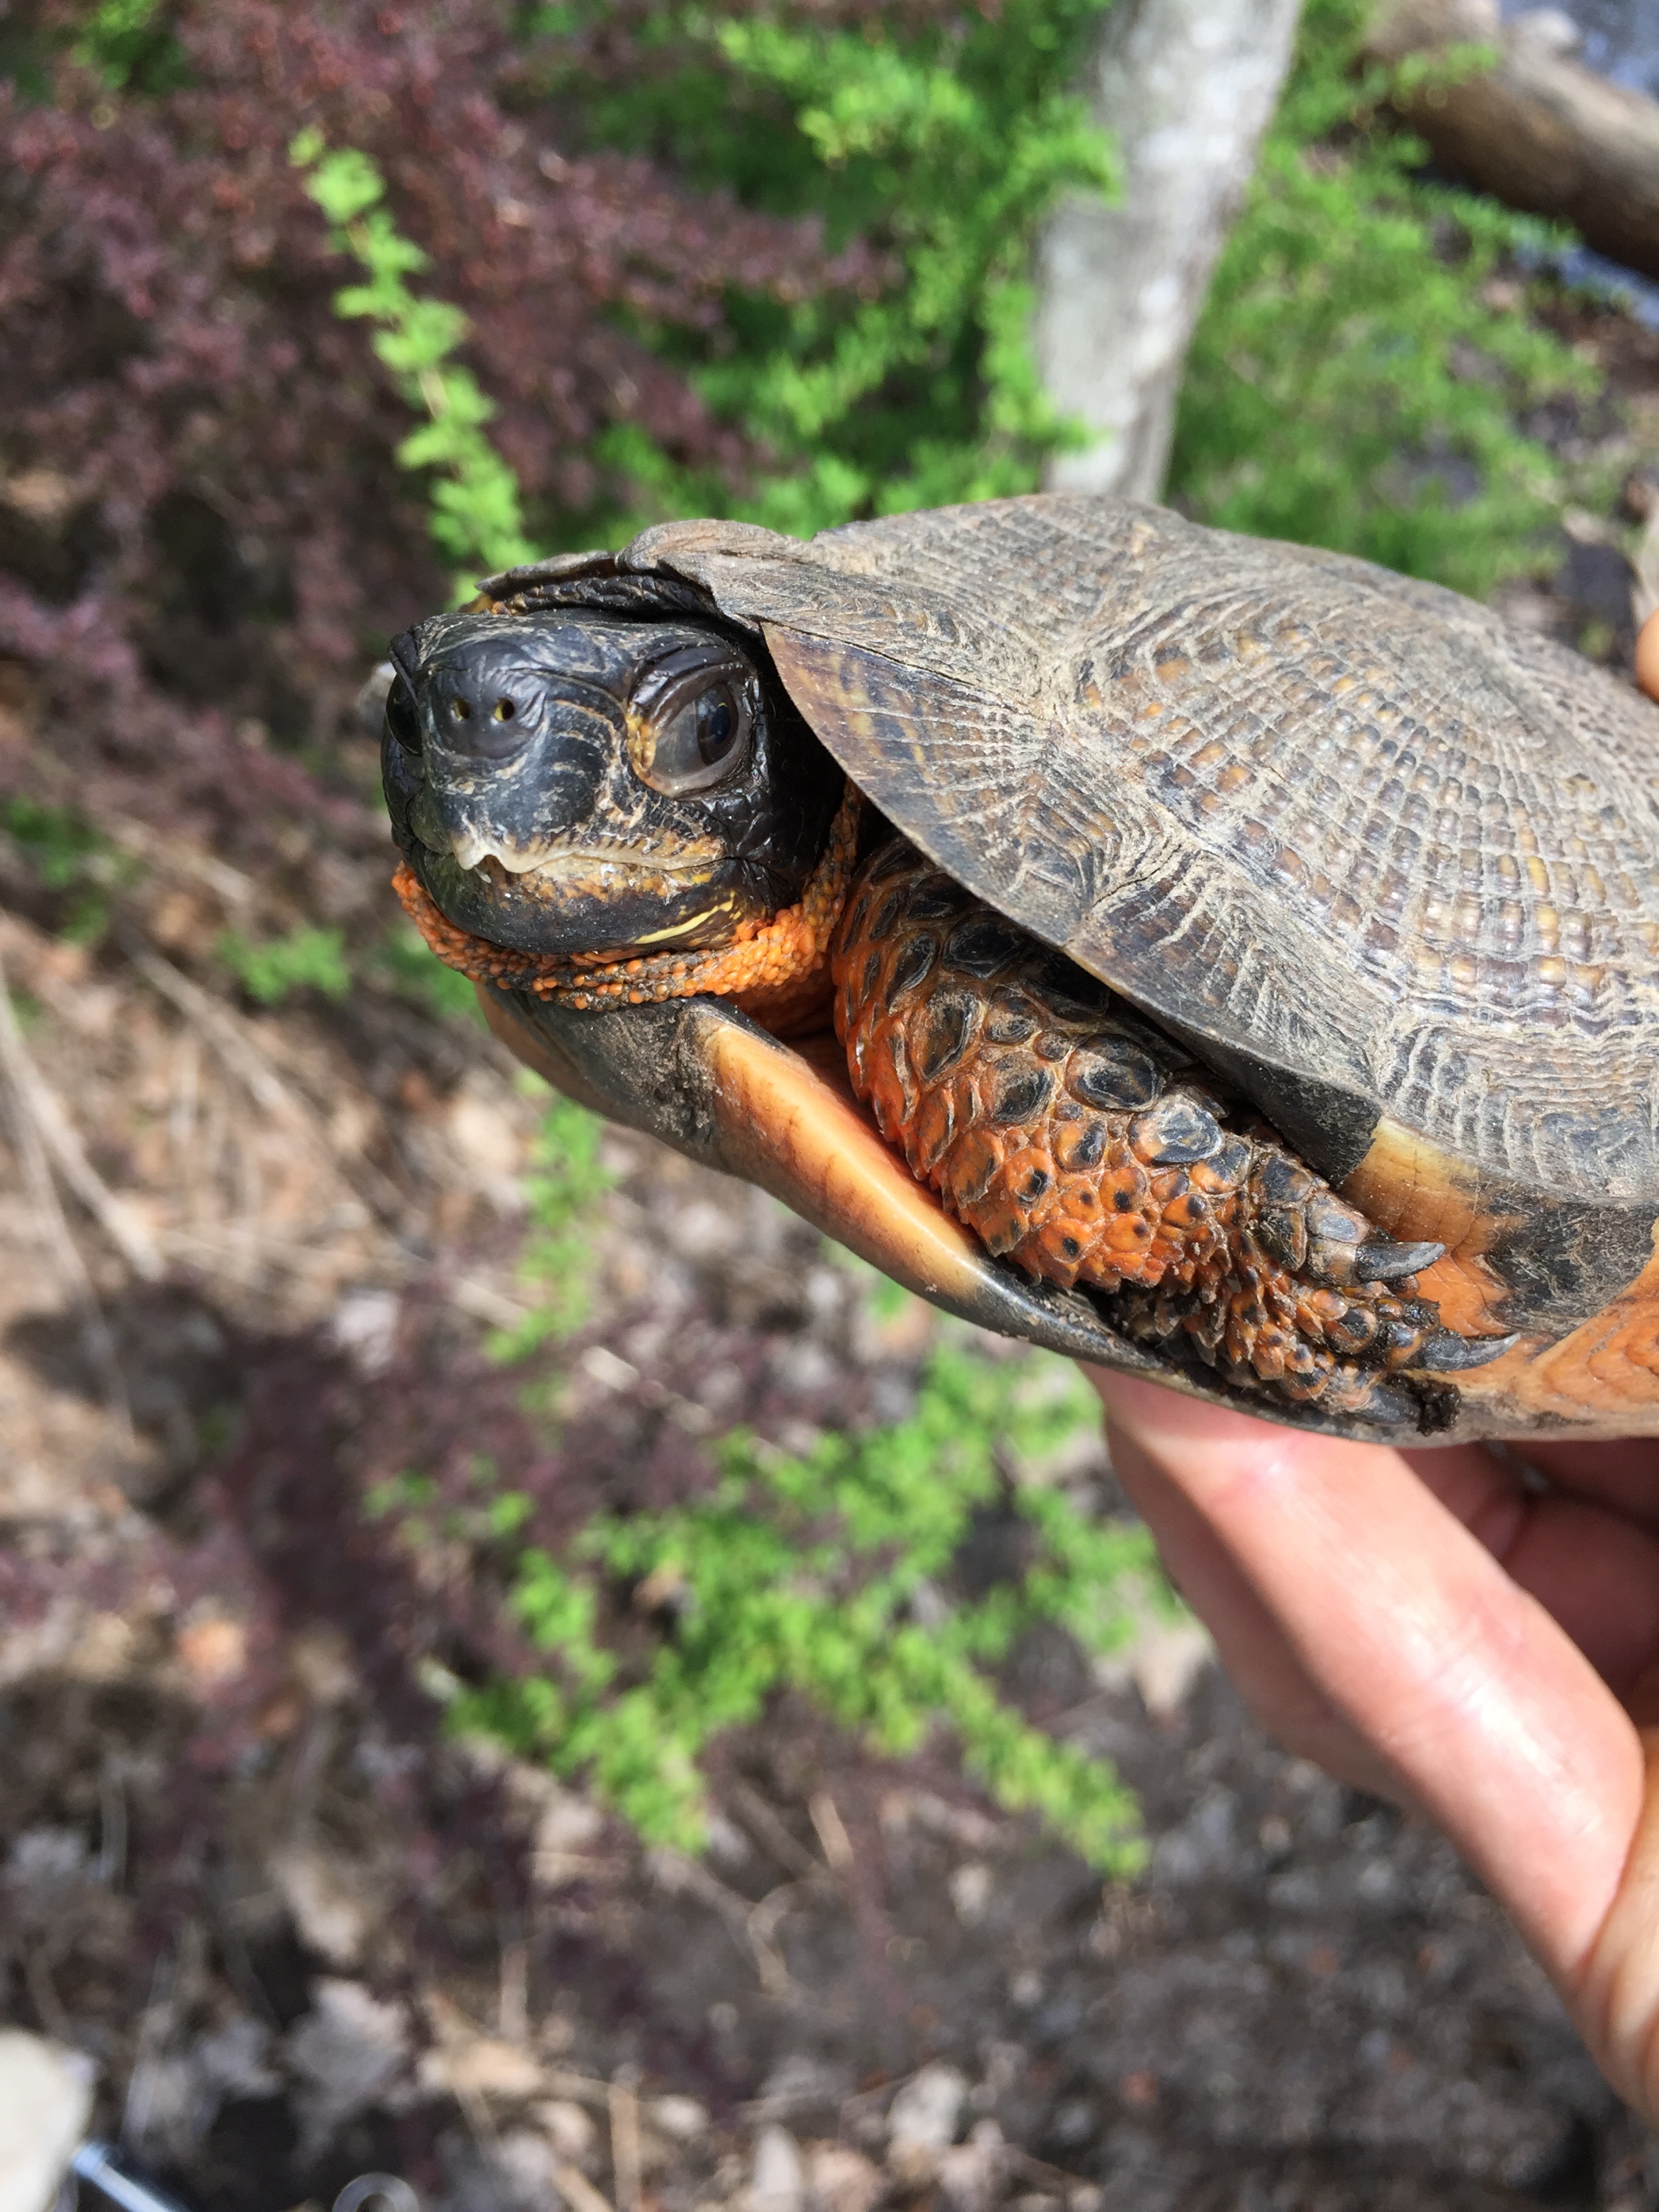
[3,296,1659,2212]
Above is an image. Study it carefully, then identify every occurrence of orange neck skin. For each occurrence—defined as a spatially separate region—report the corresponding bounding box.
[394,787,861,1027]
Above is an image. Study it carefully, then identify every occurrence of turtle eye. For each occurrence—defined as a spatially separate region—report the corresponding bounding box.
[384,674,421,754]
[629,647,758,796]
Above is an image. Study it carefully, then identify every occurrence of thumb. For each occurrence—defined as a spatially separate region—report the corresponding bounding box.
[1575,1724,1659,2118]
[1093,1375,1645,1984]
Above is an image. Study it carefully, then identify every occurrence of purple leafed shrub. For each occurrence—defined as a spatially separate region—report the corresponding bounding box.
[0,0,878,851]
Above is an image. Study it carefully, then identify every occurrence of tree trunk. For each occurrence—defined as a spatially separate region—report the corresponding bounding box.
[1031,0,1304,503]
[1366,0,1659,283]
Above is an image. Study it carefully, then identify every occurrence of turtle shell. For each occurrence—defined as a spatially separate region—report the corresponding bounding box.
[481,495,1659,1338]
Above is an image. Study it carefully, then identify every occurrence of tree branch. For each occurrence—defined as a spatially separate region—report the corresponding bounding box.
[1366,0,1659,282]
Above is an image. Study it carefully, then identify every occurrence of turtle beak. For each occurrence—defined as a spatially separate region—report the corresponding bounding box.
[476,982,1174,1369]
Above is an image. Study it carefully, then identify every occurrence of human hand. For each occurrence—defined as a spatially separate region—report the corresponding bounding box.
[1084,1369,1659,2124]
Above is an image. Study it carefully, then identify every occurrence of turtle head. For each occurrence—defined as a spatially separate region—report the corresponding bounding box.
[382,608,844,958]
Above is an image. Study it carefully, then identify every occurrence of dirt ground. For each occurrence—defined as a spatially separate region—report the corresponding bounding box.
[3,306,1659,2212]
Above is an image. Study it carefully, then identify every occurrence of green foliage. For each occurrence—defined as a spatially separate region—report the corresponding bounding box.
[1170,0,1590,592]
[212,910,486,1029]
[489,1096,616,1356]
[1,798,119,943]
[218,923,352,1005]
[445,1347,1162,1872]
[286,0,1592,592]
[289,130,538,581]
[534,0,1592,591]
[365,1457,535,1545]
[373,922,488,1026]
[3,797,101,890]
[539,0,1116,541]
[70,0,186,94]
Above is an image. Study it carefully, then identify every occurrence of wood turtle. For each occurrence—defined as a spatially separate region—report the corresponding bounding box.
[382,495,1659,1444]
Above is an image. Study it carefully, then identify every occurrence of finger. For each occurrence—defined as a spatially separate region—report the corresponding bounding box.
[1102,1408,1405,1799]
[1404,1447,1659,1699]
[1094,1375,1647,1979]
[1504,1437,1659,1530]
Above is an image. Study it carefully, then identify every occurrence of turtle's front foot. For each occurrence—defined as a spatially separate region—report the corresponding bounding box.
[832,840,1514,1421]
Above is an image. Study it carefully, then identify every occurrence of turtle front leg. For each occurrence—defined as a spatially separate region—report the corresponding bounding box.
[831,840,1509,1420]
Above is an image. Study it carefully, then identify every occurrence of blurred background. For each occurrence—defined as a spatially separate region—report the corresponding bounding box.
[1,1,1658,2207]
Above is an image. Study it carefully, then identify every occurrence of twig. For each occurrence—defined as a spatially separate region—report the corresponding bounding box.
[167,1029,199,1174]
[161,1226,369,1279]
[728,1780,825,1883]
[121,1938,187,2150]
[806,1790,855,1876]
[1012,2145,1104,2198]
[121,932,406,1222]
[0,951,163,1279]
[449,1275,537,1329]
[122,932,306,1124]
[745,2062,922,2128]
[745,1883,803,1998]
[552,2164,617,2212]
[282,1708,337,1842]
[0,954,135,1443]
[24,1946,73,2043]
[649,1847,798,1995]
[539,2069,613,2110]
[102,817,258,909]
[98,1756,127,1891]
[422,1992,508,2203]
[608,2070,642,2212]
[205,1865,283,2031]
[165,1217,532,1356]
[497,1917,529,2046]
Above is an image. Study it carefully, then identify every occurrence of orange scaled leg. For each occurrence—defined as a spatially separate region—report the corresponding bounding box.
[831,840,1496,1420]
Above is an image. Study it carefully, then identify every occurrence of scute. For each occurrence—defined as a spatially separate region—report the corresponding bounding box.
[482,496,1659,1206]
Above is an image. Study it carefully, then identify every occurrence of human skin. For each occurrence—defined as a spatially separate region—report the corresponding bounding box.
[1084,1370,1659,2121]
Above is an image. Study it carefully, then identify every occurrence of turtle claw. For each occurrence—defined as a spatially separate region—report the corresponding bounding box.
[1409,1329,1520,1373]
[1355,1235,1447,1282]
[1353,1378,1426,1427]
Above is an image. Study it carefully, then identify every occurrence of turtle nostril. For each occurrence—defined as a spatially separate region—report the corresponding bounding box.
[429,646,537,758]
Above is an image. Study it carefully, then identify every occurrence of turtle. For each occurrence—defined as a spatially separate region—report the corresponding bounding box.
[381,494,1659,1446]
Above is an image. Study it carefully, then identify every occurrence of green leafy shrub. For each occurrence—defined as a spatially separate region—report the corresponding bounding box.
[1170,0,1590,592]
[71,0,186,93]
[1,798,122,943]
[218,924,352,1005]
[373,922,489,1026]
[538,0,1117,541]
[3,796,102,890]
[290,131,538,581]
[442,1347,1164,1873]
[489,1094,617,1356]
[550,0,1587,594]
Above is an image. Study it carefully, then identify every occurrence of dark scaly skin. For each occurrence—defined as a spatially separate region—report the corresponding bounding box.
[832,840,1477,1419]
